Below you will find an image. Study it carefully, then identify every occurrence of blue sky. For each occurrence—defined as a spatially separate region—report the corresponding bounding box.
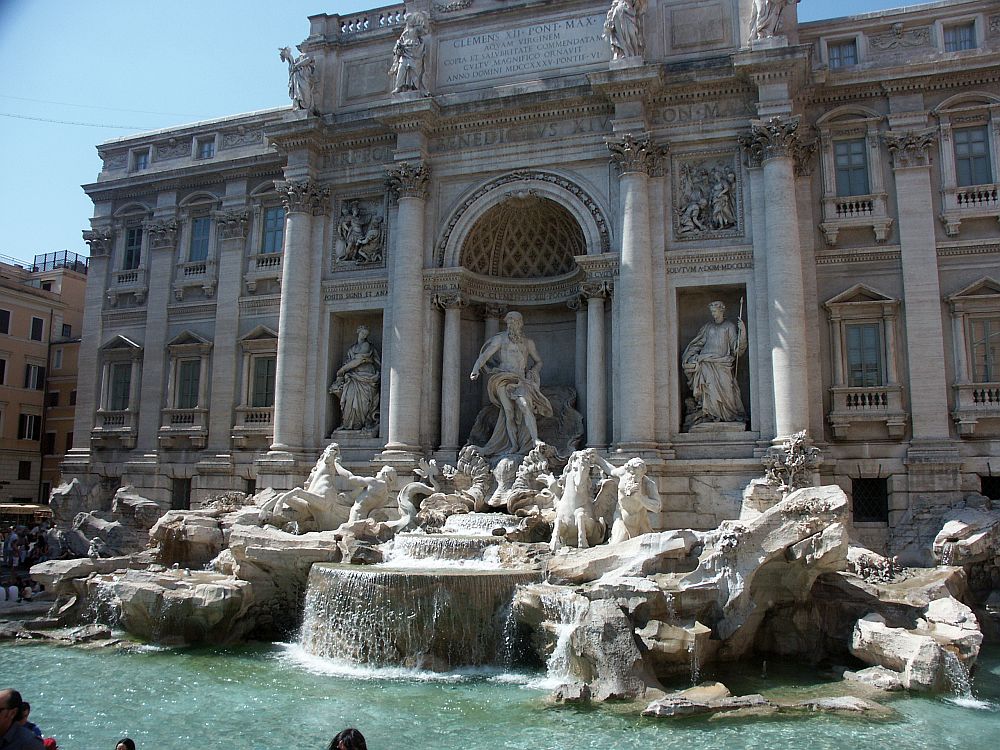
[0,0,909,263]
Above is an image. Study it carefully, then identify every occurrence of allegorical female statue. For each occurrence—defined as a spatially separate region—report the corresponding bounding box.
[603,0,646,60]
[389,12,429,94]
[329,325,381,432]
[279,46,316,113]
[682,301,748,428]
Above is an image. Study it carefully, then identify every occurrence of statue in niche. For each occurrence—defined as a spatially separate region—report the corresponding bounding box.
[279,46,316,113]
[336,202,385,265]
[329,325,381,433]
[470,310,553,458]
[603,0,646,61]
[591,455,661,544]
[389,11,429,95]
[682,300,748,429]
[676,162,738,237]
[748,0,795,42]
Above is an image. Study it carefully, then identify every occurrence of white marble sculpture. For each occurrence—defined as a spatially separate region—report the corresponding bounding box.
[549,449,618,551]
[346,465,397,525]
[470,311,553,458]
[389,12,429,95]
[603,0,646,61]
[329,325,381,433]
[748,0,795,42]
[682,301,747,429]
[592,455,661,543]
[677,162,738,236]
[279,46,316,113]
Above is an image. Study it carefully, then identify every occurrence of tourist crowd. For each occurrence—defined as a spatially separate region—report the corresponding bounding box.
[1,689,140,750]
[0,523,50,605]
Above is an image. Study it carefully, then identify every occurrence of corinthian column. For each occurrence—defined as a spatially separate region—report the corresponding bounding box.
[384,162,429,456]
[740,117,814,440]
[607,133,659,450]
[271,179,329,452]
[583,281,611,449]
[436,292,466,452]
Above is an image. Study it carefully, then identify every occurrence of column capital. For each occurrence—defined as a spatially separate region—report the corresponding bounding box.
[581,280,613,300]
[883,129,937,169]
[146,219,179,250]
[82,228,113,257]
[478,302,508,320]
[275,179,331,215]
[386,161,430,199]
[432,291,467,310]
[214,210,250,240]
[740,117,815,174]
[607,133,665,176]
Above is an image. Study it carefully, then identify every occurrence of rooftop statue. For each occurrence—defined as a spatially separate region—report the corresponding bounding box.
[279,46,316,113]
[748,0,795,42]
[682,300,748,429]
[603,0,647,61]
[470,311,553,458]
[389,12,429,95]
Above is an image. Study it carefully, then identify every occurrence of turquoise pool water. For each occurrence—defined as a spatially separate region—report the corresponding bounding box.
[1,641,997,750]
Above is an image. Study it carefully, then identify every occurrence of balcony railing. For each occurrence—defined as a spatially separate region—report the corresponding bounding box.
[952,382,1000,436]
[92,409,138,448]
[828,384,907,439]
[339,4,404,36]
[159,408,209,448]
[941,183,1000,236]
[820,193,891,245]
[232,406,274,448]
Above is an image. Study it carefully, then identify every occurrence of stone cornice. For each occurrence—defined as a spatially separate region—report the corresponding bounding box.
[588,65,665,102]
[666,248,753,275]
[376,97,441,134]
[264,116,326,155]
[321,278,389,302]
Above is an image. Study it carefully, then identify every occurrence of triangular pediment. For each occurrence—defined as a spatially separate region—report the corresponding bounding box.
[949,277,1000,301]
[167,330,211,347]
[99,334,142,352]
[825,283,895,307]
[239,325,278,342]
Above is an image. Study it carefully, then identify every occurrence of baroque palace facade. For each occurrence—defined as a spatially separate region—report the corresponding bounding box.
[68,0,1000,558]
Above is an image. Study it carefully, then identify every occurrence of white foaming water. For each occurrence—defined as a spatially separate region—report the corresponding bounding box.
[537,587,589,690]
[941,650,996,710]
[380,532,505,569]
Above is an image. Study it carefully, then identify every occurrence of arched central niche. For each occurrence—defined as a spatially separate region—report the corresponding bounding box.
[460,196,585,278]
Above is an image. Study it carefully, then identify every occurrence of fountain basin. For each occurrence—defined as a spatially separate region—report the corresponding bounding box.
[300,564,539,669]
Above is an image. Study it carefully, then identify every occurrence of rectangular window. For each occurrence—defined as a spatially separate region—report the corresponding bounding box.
[196,138,215,159]
[177,359,201,409]
[846,323,883,387]
[981,476,1000,501]
[17,460,31,481]
[123,226,143,270]
[17,413,41,441]
[261,207,286,254]
[42,432,56,455]
[852,478,889,523]
[132,150,149,171]
[251,356,276,407]
[171,477,192,511]
[46,391,59,408]
[834,139,870,197]
[954,126,993,186]
[24,363,45,390]
[944,22,976,52]
[69,389,77,406]
[53,348,63,370]
[65,431,74,452]
[0,358,5,385]
[970,316,1000,382]
[110,362,132,411]
[189,216,211,262]
[61,323,72,338]
[0,309,9,334]
[828,39,858,68]
[30,316,44,341]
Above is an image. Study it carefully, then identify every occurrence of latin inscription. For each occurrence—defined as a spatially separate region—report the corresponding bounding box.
[437,14,608,86]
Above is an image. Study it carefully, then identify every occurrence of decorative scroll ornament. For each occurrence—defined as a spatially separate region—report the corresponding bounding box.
[607,133,663,175]
[276,179,331,215]
[581,280,613,299]
[869,23,931,51]
[216,211,250,241]
[386,161,430,199]
[433,291,468,309]
[82,229,113,257]
[146,220,179,250]
[883,129,937,169]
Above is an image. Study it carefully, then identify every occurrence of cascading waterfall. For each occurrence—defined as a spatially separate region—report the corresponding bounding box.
[383,533,504,567]
[539,588,590,684]
[85,575,123,627]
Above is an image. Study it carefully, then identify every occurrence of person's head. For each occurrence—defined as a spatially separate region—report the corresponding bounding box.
[709,300,726,323]
[504,311,524,340]
[115,739,136,750]
[624,456,646,476]
[376,466,397,485]
[356,324,369,342]
[0,689,24,733]
[321,443,341,465]
[328,728,367,750]
[43,738,58,750]
[17,700,29,724]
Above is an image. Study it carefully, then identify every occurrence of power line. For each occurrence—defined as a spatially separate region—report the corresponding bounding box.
[0,93,196,118]
[0,112,148,130]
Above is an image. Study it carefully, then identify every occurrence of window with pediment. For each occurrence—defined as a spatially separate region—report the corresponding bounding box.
[159,331,212,449]
[948,277,1000,437]
[232,326,278,448]
[816,108,892,246]
[934,93,1000,237]
[825,284,907,440]
[93,335,143,449]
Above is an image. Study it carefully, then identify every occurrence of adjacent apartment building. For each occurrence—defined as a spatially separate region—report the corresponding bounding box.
[0,252,88,503]
[65,0,1000,558]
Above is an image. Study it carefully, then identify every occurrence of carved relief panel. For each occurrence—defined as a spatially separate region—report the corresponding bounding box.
[671,150,743,242]
[332,196,388,271]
